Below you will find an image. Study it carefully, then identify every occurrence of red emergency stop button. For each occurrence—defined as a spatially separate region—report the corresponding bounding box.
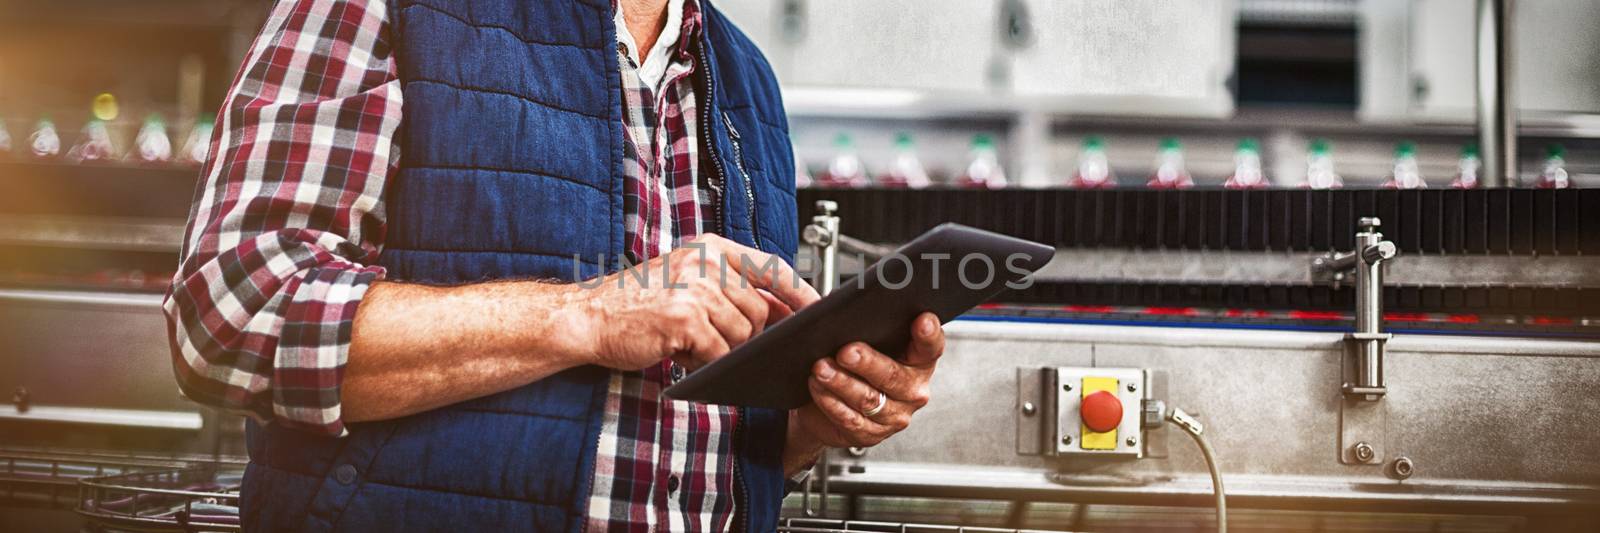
[1081,390,1123,433]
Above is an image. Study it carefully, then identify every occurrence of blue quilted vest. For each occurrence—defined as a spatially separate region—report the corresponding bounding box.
[238,1,800,531]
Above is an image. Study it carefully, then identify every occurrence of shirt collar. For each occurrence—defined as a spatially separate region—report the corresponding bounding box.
[614,0,703,92]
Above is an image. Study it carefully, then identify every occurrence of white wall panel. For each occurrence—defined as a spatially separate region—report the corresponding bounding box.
[1010,0,1234,102]
[1389,0,1600,121]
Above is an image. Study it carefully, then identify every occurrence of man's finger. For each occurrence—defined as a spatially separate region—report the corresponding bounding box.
[902,312,945,368]
[832,343,920,402]
[807,375,890,442]
[759,289,794,326]
[692,281,755,348]
[713,240,820,311]
[718,282,770,337]
[813,358,900,418]
[678,316,732,371]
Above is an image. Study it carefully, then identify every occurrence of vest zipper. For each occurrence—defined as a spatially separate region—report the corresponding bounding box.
[697,35,756,533]
[721,111,762,248]
[579,376,606,533]
[695,42,729,238]
[734,407,752,532]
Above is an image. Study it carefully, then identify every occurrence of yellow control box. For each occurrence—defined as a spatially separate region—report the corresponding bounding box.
[1080,376,1119,450]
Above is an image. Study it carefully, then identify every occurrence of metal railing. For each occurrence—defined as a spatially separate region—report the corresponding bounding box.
[777,518,1070,533]
[1,448,243,532]
[77,466,242,532]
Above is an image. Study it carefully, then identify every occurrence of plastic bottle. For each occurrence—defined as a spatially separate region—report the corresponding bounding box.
[178,114,216,167]
[877,132,931,189]
[815,133,870,188]
[68,119,117,163]
[955,134,1007,189]
[1068,136,1115,189]
[131,114,173,164]
[1146,137,1194,189]
[28,118,61,159]
[794,151,814,189]
[1224,138,1267,189]
[1304,138,1342,189]
[1450,144,1480,189]
[1534,144,1569,189]
[0,116,12,158]
[1383,141,1427,189]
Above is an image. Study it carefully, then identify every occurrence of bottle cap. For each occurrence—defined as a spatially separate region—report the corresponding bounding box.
[1395,141,1416,157]
[1159,137,1181,151]
[895,132,914,149]
[833,133,853,148]
[972,134,994,149]
[1462,143,1479,157]
[1309,138,1331,155]
[1547,143,1565,159]
[1083,135,1104,150]
[1237,137,1260,153]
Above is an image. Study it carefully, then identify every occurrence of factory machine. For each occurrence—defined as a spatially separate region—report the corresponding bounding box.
[777,188,1600,532]
[0,161,246,532]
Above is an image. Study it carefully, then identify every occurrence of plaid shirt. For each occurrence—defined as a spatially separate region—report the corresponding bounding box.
[164,0,738,530]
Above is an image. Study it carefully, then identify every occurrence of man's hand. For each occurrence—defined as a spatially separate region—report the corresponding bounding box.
[576,234,821,372]
[785,312,946,473]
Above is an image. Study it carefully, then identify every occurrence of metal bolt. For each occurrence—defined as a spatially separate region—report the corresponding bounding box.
[1021,401,1037,416]
[1391,456,1414,480]
[1359,217,1381,231]
[1061,435,1073,446]
[815,200,838,215]
[1125,436,1138,447]
[846,447,868,458]
[1353,441,1376,462]
[801,225,834,247]
[1126,383,1137,393]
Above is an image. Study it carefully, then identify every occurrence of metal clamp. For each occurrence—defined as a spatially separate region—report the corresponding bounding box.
[1314,217,1398,401]
[802,200,840,296]
[1318,218,1399,467]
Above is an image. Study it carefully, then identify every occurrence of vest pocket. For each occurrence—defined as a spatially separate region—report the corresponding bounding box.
[722,111,762,244]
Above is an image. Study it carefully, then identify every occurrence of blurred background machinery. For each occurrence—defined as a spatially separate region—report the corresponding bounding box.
[3,0,1599,531]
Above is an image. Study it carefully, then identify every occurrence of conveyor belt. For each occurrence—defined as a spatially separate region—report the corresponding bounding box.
[799,188,1600,315]
[1001,280,1600,316]
[963,303,1600,339]
[798,188,1600,255]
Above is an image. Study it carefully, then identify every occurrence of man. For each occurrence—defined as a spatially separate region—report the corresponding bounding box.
[164,0,946,531]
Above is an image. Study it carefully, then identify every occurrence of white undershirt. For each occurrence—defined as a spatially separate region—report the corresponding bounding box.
[614,0,687,93]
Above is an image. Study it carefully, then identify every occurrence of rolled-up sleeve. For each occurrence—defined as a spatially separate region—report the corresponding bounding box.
[163,0,402,437]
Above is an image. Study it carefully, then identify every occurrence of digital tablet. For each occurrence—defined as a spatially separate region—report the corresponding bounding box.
[663,223,1055,409]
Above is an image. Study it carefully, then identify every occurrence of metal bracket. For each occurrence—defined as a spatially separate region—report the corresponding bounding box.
[1016,368,1045,456]
[1341,332,1392,401]
[1339,394,1388,466]
[1310,251,1356,289]
[1338,328,1389,465]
